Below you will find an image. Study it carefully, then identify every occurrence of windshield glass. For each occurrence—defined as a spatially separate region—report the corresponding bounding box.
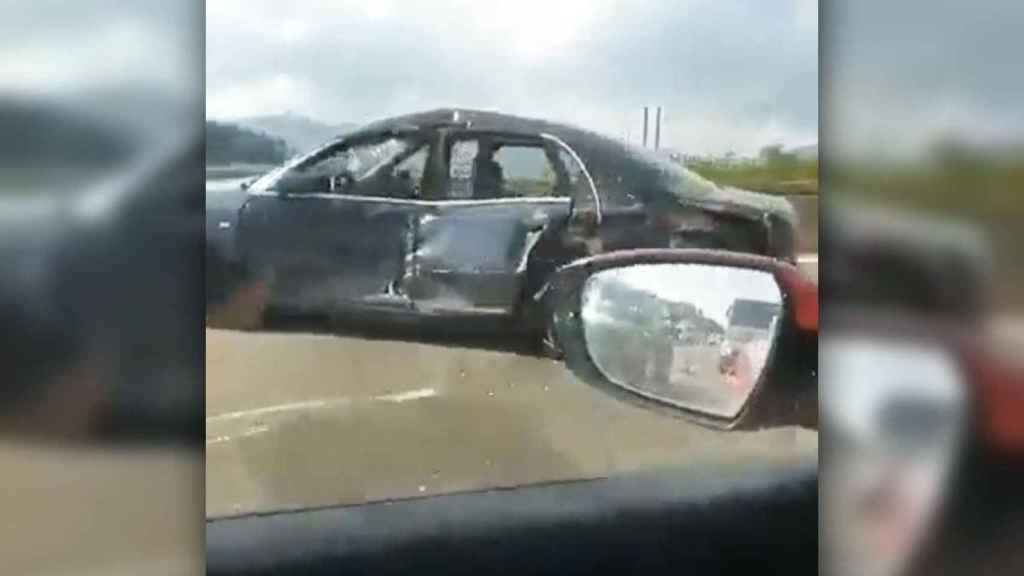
[266,136,415,193]
[205,1,818,519]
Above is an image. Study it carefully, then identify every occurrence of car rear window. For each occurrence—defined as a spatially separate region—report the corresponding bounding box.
[447,137,563,200]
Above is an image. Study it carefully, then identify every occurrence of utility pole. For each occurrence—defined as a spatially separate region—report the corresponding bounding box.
[655,106,662,151]
[642,106,649,148]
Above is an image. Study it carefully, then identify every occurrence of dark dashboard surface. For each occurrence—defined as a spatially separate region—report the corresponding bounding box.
[208,459,817,575]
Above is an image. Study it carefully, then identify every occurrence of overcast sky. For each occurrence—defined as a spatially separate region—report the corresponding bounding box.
[824,0,1024,161]
[613,264,780,326]
[3,2,1020,161]
[206,0,818,156]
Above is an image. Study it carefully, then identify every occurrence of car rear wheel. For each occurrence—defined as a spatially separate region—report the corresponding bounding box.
[206,262,271,331]
[207,277,269,330]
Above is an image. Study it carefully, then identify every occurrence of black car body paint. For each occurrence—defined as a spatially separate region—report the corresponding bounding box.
[207,109,798,333]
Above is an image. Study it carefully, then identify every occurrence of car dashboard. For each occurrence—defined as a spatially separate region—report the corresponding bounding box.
[208,459,817,575]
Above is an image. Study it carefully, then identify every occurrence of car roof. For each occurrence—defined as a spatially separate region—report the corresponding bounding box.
[343,108,795,222]
[356,108,589,138]
[352,108,638,169]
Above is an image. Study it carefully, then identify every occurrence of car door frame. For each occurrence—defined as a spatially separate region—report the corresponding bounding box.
[537,132,602,230]
[397,129,600,319]
[237,130,438,315]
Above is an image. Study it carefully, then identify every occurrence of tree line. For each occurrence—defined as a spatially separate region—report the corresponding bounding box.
[206,121,289,165]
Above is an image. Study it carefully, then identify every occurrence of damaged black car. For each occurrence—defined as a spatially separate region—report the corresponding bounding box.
[206,109,798,341]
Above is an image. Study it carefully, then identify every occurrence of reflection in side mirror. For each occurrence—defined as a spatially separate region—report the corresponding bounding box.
[820,335,967,576]
[579,263,782,419]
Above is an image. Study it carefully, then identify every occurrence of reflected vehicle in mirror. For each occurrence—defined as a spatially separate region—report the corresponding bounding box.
[547,249,817,429]
[206,109,799,344]
[581,264,781,418]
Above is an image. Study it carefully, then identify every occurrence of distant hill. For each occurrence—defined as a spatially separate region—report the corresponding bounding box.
[233,112,358,156]
[206,121,289,166]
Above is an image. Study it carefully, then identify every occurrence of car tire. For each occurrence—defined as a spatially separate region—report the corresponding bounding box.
[237,279,269,331]
[207,272,269,331]
[206,241,270,330]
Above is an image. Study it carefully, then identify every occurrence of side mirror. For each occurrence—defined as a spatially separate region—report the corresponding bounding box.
[548,249,817,430]
[820,325,969,576]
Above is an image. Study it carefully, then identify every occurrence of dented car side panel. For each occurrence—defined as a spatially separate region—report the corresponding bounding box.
[238,193,415,313]
[214,109,798,331]
[409,199,572,316]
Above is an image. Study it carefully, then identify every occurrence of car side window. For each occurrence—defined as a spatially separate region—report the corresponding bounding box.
[389,145,429,198]
[446,137,564,200]
[395,145,428,181]
[492,146,558,198]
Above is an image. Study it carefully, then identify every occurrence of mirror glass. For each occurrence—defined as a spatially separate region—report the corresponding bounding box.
[580,263,783,418]
[820,336,966,576]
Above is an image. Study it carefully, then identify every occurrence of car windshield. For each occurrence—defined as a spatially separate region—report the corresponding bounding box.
[205,1,818,519]
[267,136,415,193]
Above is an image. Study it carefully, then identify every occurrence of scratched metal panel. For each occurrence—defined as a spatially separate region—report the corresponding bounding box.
[238,195,414,312]
[410,200,571,314]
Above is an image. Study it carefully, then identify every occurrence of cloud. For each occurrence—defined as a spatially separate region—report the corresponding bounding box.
[207,0,818,155]
[0,1,203,147]
[824,0,1024,159]
[1,1,200,97]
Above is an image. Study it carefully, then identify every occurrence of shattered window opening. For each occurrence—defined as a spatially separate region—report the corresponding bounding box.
[272,136,417,197]
[393,144,429,197]
[447,136,565,201]
[493,145,559,199]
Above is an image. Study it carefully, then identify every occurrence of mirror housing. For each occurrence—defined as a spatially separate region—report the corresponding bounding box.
[547,249,817,430]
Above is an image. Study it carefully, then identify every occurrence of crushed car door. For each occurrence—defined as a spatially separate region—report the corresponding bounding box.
[405,132,574,316]
[238,133,430,313]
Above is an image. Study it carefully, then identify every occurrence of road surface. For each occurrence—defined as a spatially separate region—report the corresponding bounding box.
[206,258,820,517]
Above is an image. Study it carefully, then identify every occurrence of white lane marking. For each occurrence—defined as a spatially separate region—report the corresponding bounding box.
[207,424,270,446]
[206,388,438,423]
[797,254,818,264]
[379,388,438,403]
[206,399,342,423]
